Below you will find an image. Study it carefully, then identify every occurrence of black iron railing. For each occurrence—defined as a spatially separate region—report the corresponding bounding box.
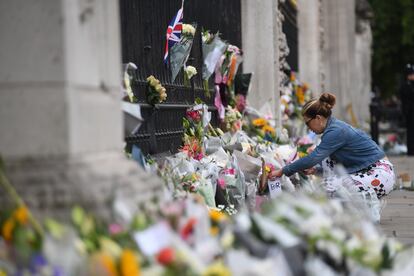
[119,0,241,154]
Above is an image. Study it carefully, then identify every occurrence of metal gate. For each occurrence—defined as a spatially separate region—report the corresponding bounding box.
[119,0,242,154]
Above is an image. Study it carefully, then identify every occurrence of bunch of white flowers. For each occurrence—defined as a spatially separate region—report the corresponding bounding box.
[147,75,167,103]
[202,31,214,44]
[184,66,197,80]
[182,24,196,37]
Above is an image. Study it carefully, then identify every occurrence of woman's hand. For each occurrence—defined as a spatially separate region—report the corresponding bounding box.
[303,167,316,175]
[268,169,283,180]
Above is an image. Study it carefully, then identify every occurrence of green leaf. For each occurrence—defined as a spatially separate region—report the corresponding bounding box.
[80,216,95,236]
[194,98,204,104]
[71,206,85,226]
[44,218,65,239]
[131,213,148,231]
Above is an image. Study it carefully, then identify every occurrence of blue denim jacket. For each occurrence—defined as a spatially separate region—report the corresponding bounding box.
[283,116,385,176]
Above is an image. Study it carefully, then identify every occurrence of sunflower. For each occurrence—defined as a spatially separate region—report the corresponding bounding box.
[252,118,267,127]
[262,125,275,135]
[209,209,227,223]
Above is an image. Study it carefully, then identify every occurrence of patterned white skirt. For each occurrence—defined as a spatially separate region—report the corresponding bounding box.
[322,158,395,199]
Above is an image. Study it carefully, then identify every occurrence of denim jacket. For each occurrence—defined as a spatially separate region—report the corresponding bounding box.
[283,117,385,176]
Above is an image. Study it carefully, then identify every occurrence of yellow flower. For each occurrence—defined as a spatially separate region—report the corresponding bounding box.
[120,249,140,276]
[0,269,6,276]
[147,75,159,87]
[252,118,266,127]
[191,173,200,182]
[2,218,15,242]
[209,210,227,223]
[298,152,307,158]
[154,84,163,93]
[99,253,118,276]
[290,72,296,82]
[262,125,275,135]
[159,92,167,102]
[210,226,219,236]
[296,86,305,105]
[202,261,231,276]
[13,205,29,225]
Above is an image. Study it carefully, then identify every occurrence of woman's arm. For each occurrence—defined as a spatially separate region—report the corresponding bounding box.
[281,127,347,177]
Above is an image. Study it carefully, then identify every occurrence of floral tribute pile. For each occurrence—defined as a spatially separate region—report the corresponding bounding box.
[3,12,414,276]
[280,72,314,138]
[2,189,414,275]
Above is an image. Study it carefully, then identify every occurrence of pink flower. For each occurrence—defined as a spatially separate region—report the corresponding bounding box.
[223,168,236,175]
[194,153,204,161]
[217,178,226,189]
[297,135,313,146]
[109,224,123,235]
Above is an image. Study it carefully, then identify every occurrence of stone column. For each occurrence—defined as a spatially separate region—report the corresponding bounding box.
[298,0,321,93]
[354,0,373,125]
[241,0,281,126]
[0,0,162,217]
[320,0,356,121]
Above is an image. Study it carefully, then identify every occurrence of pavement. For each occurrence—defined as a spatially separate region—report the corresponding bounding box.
[379,156,414,245]
[380,190,414,245]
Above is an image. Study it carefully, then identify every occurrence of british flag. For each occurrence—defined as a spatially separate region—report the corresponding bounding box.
[163,5,183,64]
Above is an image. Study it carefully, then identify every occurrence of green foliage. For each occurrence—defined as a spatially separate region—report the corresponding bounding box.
[370,0,414,98]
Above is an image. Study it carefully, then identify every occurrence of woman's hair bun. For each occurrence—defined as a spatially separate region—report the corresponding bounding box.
[319,93,336,110]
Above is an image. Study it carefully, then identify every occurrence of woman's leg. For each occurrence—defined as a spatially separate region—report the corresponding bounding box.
[349,159,395,198]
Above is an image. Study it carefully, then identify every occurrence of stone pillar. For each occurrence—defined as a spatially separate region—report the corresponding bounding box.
[0,0,162,217]
[298,0,321,93]
[320,0,356,121]
[241,0,281,125]
[354,0,373,125]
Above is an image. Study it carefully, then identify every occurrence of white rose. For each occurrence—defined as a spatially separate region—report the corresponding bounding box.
[182,24,195,37]
[154,84,163,93]
[185,66,197,79]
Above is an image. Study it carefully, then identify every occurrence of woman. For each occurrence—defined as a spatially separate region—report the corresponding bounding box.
[269,93,395,199]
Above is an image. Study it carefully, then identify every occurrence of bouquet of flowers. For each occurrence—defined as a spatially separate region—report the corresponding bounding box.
[296,135,315,158]
[201,30,227,97]
[182,24,196,39]
[181,104,209,160]
[122,62,138,103]
[146,75,167,105]
[280,72,312,123]
[170,23,197,83]
[181,135,204,161]
[183,65,197,87]
[246,117,277,143]
[223,107,242,133]
[218,45,242,87]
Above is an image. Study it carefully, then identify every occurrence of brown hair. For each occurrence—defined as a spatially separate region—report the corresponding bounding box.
[302,92,336,118]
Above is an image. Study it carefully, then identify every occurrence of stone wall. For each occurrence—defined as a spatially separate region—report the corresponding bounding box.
[241,0,281,124]
[0,0,163,217]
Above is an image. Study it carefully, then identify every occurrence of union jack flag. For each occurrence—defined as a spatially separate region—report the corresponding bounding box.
[163,5,183,64]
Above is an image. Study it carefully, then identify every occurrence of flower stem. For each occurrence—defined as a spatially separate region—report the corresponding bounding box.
[0,158,44,237]
[203,79,211,98]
